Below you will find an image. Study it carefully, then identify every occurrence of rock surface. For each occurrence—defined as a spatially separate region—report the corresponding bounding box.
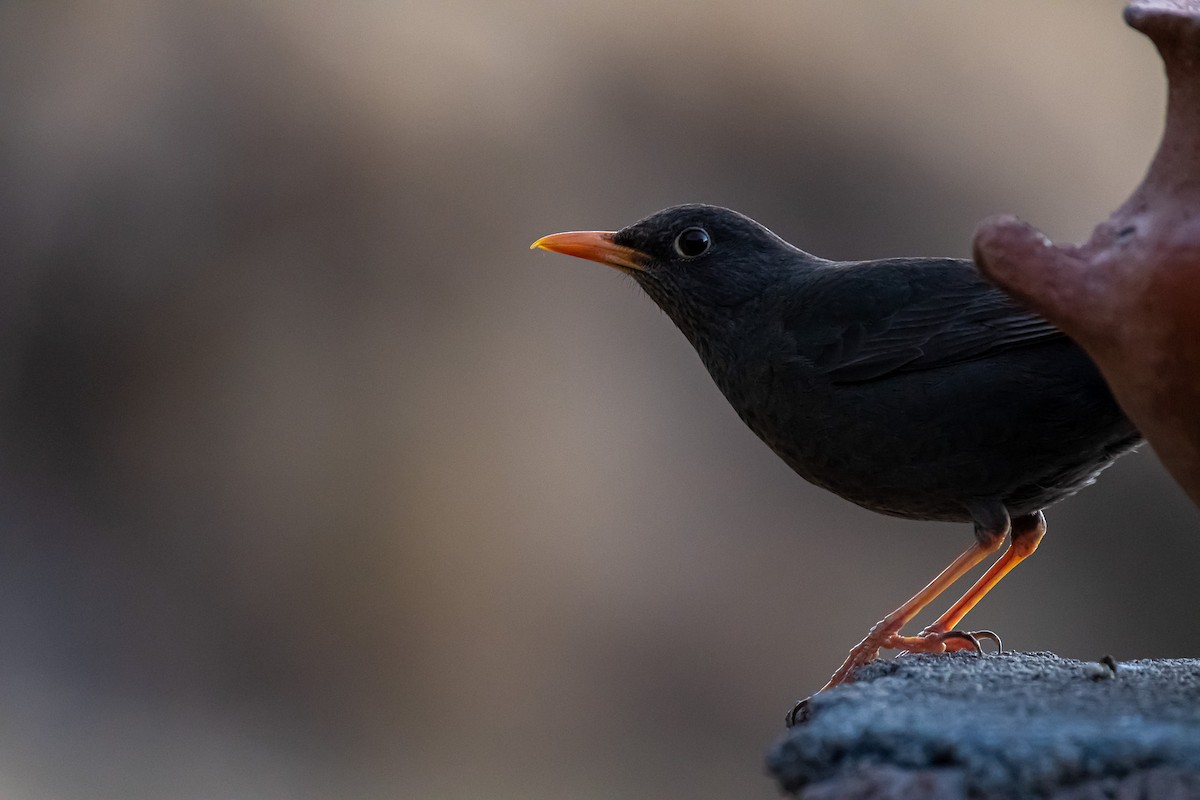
[768,652,1200,799]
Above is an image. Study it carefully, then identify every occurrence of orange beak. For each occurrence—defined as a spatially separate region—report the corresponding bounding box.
[530,231,649,273]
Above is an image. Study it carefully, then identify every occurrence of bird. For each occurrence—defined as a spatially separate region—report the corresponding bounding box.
[531,204,1141,724]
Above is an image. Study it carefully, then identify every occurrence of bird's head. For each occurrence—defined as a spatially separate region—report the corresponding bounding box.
[532,205,808,326]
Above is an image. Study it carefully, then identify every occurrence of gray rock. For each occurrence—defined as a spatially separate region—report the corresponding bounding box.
[768,652,1200,799]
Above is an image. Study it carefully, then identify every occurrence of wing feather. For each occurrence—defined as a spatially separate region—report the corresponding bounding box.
[784,258,1065,385]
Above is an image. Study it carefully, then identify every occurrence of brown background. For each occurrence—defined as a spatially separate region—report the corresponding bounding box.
[2,2,1197,798]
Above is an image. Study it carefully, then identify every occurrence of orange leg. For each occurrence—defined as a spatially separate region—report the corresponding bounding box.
[816,521,1008,692]
[787,509,1047,726]
[911,511,1046,649]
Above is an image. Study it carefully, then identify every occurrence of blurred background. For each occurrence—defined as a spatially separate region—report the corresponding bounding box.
[1,1,1197,798]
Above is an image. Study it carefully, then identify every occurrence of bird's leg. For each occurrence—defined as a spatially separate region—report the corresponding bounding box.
[816,516,1009,692]
[909,511,1046,652]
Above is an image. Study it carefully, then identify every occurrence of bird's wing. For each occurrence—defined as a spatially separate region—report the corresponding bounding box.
[785,259,1067,385]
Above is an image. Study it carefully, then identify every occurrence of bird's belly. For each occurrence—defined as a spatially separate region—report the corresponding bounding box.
[726,355,1139,523]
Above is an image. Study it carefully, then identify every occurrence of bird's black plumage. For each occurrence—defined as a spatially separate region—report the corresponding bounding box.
[604,204,1141,524]
[534,203,1144,703]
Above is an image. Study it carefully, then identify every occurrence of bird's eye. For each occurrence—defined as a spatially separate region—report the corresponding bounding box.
[673,227,711,258]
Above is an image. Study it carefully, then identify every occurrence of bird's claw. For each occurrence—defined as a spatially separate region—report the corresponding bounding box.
[785,697,810,728]
[939,628,1003,654]
[967,629,1003,653]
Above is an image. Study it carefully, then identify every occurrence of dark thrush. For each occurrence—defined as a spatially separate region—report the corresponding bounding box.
[532,204,1141,721]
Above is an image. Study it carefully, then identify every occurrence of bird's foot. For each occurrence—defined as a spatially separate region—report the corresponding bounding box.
[893,627,1003,656]
[787,625,1003,728]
